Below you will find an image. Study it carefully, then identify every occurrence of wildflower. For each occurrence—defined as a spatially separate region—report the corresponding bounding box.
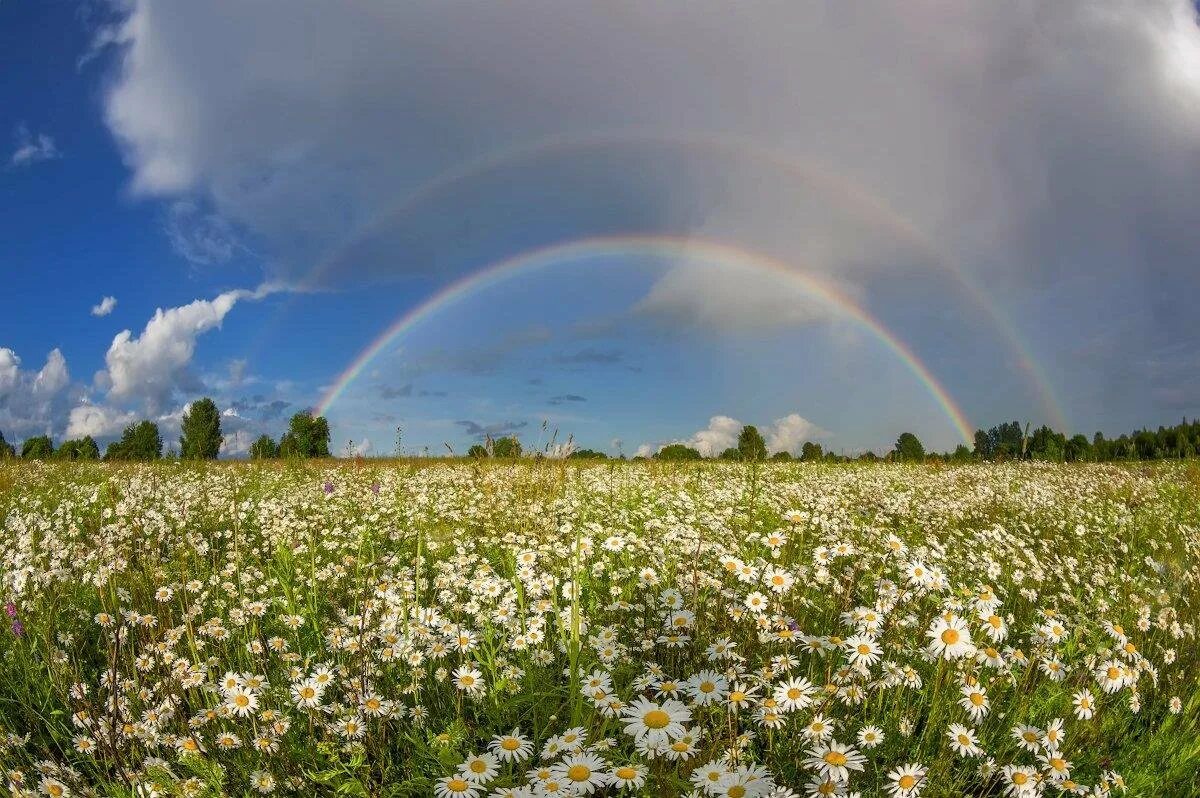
[435,776,481,798]
[857,725,885,748]
[804,741,866,783]
[926,615,974,660]
[947,723,982,757]
[459,753,500,785]
[489,729,533,762]
[885,763,927,797]
[621,697,691,745]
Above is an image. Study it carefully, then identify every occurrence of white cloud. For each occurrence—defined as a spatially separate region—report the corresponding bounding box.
[91,296,118,317]
[765,413,827,455]
[100,284,278,412]
[642,412,826,458]
[10,124,60,168]
[66,403,136,439]
[220,429,256,457]
[0,348,75,438]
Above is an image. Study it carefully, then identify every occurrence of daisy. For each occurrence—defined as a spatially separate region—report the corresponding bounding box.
[454,665,485,695]
[489,729,533,762]
[1002,765,1039,796]
[290,678,323,709]
[459,753,500,785]
[1095,660,1127,694]
[843,635,882,669]
[1011,724,1042,753]
[773,676,816,712]
[857,725,885,748]
[435,775,481,798]
[621,697,691,745]
[686,670,729,705]
[926,615,974,660]
[745,592,770,614]
[802,714,836,742]
[885,763,927,797]
[609,763,646,790]
[947,723,982,757]
[1072,689,1096,721]
[804,741,866,783]
[225,687,258,717]
[959,683,990,722]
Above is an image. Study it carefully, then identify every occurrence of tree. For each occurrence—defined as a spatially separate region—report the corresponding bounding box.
[1065,434,1092,462]
[1027,425,1067,462]
[56,436,100,460]
[800,442,824,462]
[249,435,279,459]
[21,435,54,459]
[0,430,15,458]
[719,447,742,461]
[105,421,162,461]
[279,412,332,458]
[951,444,973,463]
[737,425,767,462]
[492,436,522,458]
[180,397,223,460]
[770,451,793,461]
[655,444,702,461]
[893,432,925,462]
[567,448,608,459]
[467,444,488,459]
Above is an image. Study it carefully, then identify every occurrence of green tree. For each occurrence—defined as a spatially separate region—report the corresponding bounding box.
[279,412,332,458]
[655,444,702,461]
[800,442,824,462]
[21,435,54,459]
[951,444,973,463]
[492,436,522,458]
[737,425,767,462]
[0,430,16,458]
[180,397,223,459]
[719,447,742,461]
[56,436,100,460]
[770,450,793,461]
[467,444,488,459]
[893,432,925,462]
[248,435,279,459]
[567,448,607,459]
[1065,434,1092,462]
[105,421,162,461]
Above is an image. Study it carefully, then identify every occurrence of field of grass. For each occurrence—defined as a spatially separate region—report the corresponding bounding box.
[0,459,1197,797]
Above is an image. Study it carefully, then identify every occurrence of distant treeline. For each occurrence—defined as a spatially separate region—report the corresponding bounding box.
[0,399,331,461]
[4,405,1200,464]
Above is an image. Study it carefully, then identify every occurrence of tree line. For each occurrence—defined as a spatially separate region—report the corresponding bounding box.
[4,409,1200,464]
[0,399,332,461]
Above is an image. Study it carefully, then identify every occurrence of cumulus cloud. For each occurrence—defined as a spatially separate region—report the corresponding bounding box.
[10,124,60,168]
[100,284,278,412]
[66,403,136,439]
[91,296,118,317]
[644,412,826,458]
[0,348,75,438]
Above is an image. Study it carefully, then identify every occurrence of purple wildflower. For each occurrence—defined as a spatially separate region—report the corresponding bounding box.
[323,481,334,495]
[3,601,16,618]
[10,619,23,637]
[370,482,381,495]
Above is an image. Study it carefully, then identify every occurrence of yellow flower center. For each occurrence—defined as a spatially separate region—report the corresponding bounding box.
[729,691,745,703]
[1107,667,1121,680]
[958,734,970,745]
[899,775,917,790]
[1013,772,1029,785]
[728,787,747,798]
[470,761,487,773]
[567,765,590,781]
[970,693,984,706]
[447,778,469,792]
[824,751,848,766]
[643,709,671,729]
[941,628,960,645]
[857,644,871,655]
[501,738,521,751]
[700,681,715,693]
[787,688,802,699]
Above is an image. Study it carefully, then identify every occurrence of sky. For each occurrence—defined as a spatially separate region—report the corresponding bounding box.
[2,1,1200,458]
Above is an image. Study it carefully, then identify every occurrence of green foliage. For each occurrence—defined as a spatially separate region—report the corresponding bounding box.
[893,431,926,462]
[467,444,489,459]
[20,434,54,459]
[737,424,767,462]
[0,429,14,458]
[249,434,279,459]
[951,444,974,463]
[491,436,522,458]
[279,411,331,458]
[770,450,793,461]
[104,420,163,461]
[566,448,608,459]
[654,443,702,461]
[55,436,100,461]
[719,446,741,461]
[800,441,824,461]
[180,397,223,459]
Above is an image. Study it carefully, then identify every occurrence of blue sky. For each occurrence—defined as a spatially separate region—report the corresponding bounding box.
[3,1,1199,457]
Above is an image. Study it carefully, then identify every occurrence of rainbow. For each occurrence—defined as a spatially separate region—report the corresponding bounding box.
[302,131,1066,431]
[313,235,976,446]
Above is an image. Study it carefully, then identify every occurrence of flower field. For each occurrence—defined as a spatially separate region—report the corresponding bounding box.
[1,460,1197,797]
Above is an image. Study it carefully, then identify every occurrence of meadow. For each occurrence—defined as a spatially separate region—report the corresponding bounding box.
[0,459,1196,797]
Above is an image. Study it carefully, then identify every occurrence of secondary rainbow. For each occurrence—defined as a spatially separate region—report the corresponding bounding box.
[302,131,1065,430]
[313,235,975,445]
